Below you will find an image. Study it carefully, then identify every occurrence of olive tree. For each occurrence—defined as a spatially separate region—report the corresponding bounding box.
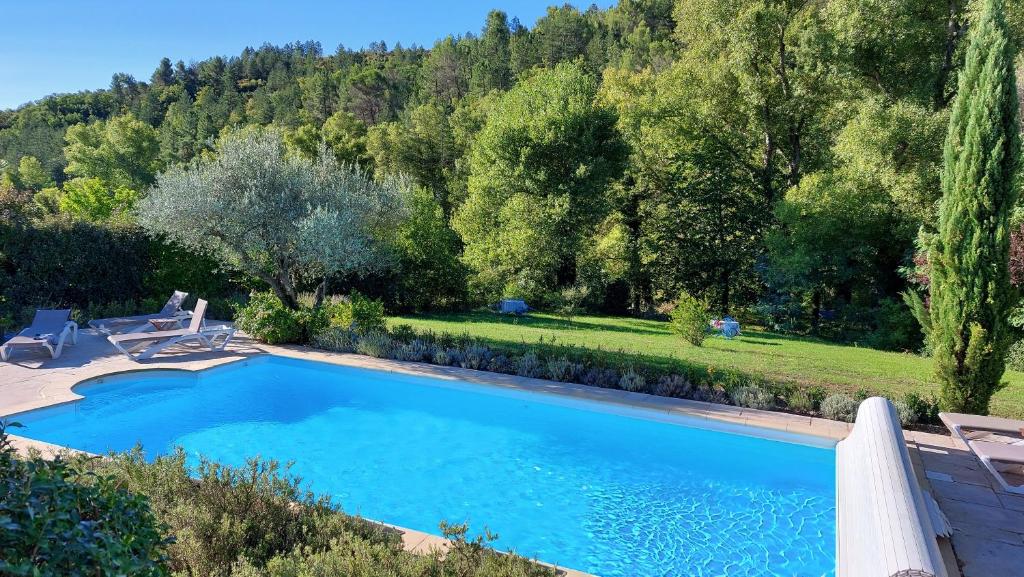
[138,128,407,310]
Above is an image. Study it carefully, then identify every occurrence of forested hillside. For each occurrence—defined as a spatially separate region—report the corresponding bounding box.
[2,0,1022,350]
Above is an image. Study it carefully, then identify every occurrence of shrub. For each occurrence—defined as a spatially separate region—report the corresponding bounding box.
[692,384,729,404]
[391,339,432,362]
[891,399,918,426]
[903,392,941,425]
[669,291,712,346]
[349,291,387,333]
[515,352,544,378]
[432,347,453,366]
[389,323,419,343]
[787,389,816,413]
[434,347,463,366]
[101,448,399,577]
[580,367,619,388]
[1006,338,1024,371]
[355,330,394,358]
[312,326,358,353]
[486,354,514,374]
[546,357,579,382]
[655,374,692,398]
[234,291,304,344]
[730,386,775,410]
[618,367,646,392]
[460,344,492,370]
[821,393,859,422]
[0,423,169,577]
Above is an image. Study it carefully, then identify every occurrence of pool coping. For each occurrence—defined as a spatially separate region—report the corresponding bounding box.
[1,334,852,576]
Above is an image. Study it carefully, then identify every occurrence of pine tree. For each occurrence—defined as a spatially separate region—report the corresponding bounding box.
[929,0,1021,414]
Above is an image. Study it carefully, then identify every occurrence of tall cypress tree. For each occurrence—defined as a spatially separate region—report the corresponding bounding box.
[930,0,1021,414]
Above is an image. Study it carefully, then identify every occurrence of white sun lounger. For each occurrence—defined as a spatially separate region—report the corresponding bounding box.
[940,412,1024,493]
[1,309,78,361]
[107,299,235,361]
[89,290,191,334]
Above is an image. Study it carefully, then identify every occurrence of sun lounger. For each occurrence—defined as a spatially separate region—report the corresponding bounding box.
[940,412,1024,494]
[88,290,190,334]
[107,299,235,361]
[1,309,78,361]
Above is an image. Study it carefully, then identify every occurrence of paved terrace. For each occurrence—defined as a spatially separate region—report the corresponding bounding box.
[2,328,1023,576]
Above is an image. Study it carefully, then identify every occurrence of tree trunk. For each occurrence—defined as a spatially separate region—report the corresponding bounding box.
[935,0,966,111]
[810,289,822,334]
[720,268,731,315]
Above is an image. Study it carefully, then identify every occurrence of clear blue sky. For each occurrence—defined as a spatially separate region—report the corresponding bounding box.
[0,0,614,110]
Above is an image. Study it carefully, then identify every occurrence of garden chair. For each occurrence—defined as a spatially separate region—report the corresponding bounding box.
[1,309,78,361]
[940,412,1024,494]
[89,290,190,334]
[107,299,235,361]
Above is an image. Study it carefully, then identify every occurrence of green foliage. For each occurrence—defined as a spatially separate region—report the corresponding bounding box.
[820,393,859,422]
[454,61,628,302]
[1007,338,1024,372]
[669,291,711,346]
[730,386,775,410]
[929,0,1021,414]
[233,291,305,344]
[865,297,924,352]
[393,187,467,311]
[64,113,162,192]
[0,217,150,320]
[59,176,139,221]
[0,422,169,577]
[17,155,52,190]
[332,291,387,334]
[554,284,591,325]
[312,326,359,353]
[618,366,646,392]
[138,128,407,310]
[355,330,395,358]
[100,449,404,577]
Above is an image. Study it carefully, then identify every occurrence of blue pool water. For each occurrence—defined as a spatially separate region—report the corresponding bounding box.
[13,356,835,577]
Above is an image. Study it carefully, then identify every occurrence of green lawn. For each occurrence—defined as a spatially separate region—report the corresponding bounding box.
[389,311,1024,418]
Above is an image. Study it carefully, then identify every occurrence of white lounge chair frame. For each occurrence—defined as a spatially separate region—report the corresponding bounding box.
[940,411,1024,494]
[1,310,78,362]
[107,299,235,361]
[89,290,191,335]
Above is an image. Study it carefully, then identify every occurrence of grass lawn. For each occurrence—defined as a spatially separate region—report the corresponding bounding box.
[389,311,1024,418]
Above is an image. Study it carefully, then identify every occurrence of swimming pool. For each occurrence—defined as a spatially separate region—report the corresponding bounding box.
[12,355,836,577]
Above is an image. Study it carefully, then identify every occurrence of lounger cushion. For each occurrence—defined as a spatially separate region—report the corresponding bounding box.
[969,440,1024,465]
[24,309,71,335]
[940,412,1024,436]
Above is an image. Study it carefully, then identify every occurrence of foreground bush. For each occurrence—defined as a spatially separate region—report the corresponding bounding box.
[234,291,307,344]
[0,423,169,577]
[99,449,553,577]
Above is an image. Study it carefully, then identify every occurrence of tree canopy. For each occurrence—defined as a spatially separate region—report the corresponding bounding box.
[138,128,407,309]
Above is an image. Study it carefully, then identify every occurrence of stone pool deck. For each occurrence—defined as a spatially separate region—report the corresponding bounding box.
[1,328,1022,576]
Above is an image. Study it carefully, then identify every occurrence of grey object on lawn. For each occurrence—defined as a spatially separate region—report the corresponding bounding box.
[499,299,529,314]
[107,299,235,361]
[1,309,78,361]
[940,412,1024,494]
[721,316,740,338]
[88,290,191,334]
